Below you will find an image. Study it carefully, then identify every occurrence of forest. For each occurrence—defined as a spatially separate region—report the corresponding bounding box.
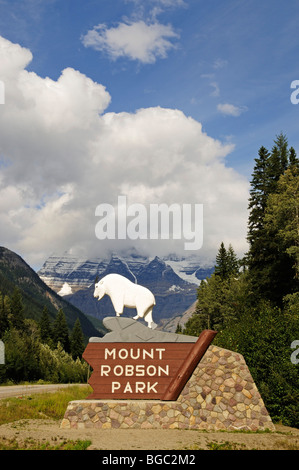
[0,291,88,384]
[180,133,299,427]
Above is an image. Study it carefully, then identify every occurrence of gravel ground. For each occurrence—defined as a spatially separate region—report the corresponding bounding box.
[0,419,299,450]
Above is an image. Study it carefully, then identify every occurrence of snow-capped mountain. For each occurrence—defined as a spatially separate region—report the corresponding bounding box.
[38,251,213,293]
[38,251,214,326]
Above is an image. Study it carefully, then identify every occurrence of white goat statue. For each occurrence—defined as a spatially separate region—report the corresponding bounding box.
[93,273,157,329]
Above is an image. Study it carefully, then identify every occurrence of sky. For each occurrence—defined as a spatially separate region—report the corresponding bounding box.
[0,0,298,270]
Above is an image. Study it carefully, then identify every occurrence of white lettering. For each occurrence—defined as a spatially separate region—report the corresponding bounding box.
[104,347,166,361]
[127,203,148,240]
[135,382,146,393]
[291,340,299,364]
[112,382,121,393]
[95,196,204,252]
[101,365,111,376]
[291,80,299,105]
[143,349,154,359]
[136,365,145,376]
[0,81,4,105]
[183,203,203,250]
[125,365,134,376]
[104,348,116,360]
[124,381,133,393]
[147,365,156,376]
[158,365,169,376]
[147,382,158,393]
[156,348,165,360]
[95,204,115,239]
[111,381,159,394]
[149,203,181,240]
[118,348,128,359]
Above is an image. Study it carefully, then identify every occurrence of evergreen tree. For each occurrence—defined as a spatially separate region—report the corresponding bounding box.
[0,292,10,336]
[247,146,271,251]
[214,242,239,280]
[70,318,85,359]
[247,134,298,303]
[289,147,299,169]
[53,308,70,352]
[264,167,299,284]
[269,133,289,182]
[214,242,228,279]
[9,287,25,330]
[227,244,239,277]
[39,306,52,344]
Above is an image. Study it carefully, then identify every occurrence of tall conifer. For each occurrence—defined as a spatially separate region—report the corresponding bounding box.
[70,318,85,359]
[9,287,25,330]
[247,134,299,303]
[39,306,52,344]
[53,308,70,352]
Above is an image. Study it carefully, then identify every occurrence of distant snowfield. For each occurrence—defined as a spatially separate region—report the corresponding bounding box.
[58,282,73,296]
[164,259,202,286]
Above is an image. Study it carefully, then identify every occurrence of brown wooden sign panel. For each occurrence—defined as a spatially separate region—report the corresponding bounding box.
[83,330,217,400]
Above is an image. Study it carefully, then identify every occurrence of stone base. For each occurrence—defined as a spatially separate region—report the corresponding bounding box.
[61,345,275,431]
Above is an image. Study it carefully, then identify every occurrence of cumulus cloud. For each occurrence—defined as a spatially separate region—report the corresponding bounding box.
[0,36,249,267]
[81,20,179,64]
[217,103,248,117]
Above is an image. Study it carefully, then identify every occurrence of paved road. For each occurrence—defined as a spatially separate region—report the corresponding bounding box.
[0,383,87,399]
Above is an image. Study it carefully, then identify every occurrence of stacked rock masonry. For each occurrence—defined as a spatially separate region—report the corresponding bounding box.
[61,344,275,431]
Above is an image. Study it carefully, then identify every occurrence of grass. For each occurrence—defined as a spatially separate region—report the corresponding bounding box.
[0,385,92,450]
[0,437,92,450]
[0,385,91,425]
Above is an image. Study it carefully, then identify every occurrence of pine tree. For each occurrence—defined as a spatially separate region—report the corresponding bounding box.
[289,147,299,170]
[214,242,239,280]
[247,134,299,303]
[214,242,228,279]
[53,308,70,352]
[70,318,85,359]
[9,287,25,330]
[0,292,10,335]
[264,167,299,284]
[227,244,239,277]
[39,306,52,344]
[247,146,271,250]
[270,133,289,179]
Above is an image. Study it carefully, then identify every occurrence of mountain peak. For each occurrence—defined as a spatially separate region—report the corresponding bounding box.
[0,246,100,339]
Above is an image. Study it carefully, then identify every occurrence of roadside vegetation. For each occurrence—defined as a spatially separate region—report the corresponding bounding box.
[0,385,92,450]
[179,134,299,428]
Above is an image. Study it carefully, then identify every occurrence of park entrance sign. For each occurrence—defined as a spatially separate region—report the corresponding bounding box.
[62,316,275,431]
[82,325,217,400]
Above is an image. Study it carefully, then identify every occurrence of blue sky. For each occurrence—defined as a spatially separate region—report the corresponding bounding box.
[0,0,298,267]
[1,0,298,176]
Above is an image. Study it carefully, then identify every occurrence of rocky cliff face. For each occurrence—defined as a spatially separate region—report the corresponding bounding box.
[38,252,214,326]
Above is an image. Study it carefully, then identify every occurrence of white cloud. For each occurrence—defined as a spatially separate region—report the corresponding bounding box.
[0,36,249,267]
[81,20,179,64]
[217,103,248,117]
[210,81,220,97]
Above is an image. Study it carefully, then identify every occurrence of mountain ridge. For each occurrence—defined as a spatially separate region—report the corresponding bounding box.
[0,246,102,339]
[37,252,213,327]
